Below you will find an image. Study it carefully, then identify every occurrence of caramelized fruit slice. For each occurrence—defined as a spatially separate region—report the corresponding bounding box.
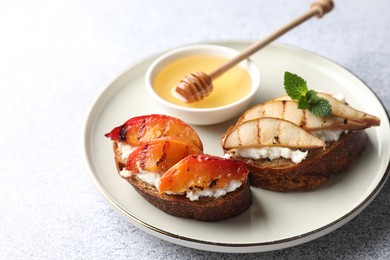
[222,117,325,150]
[125,137,202,175]
[105,114,203,150]
[317,93,380,126]
[273,93,380,127]
[158,154,248,194]
[237,100,367,131]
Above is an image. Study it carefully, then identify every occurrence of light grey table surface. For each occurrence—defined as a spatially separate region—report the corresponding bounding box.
[1,0,389,259]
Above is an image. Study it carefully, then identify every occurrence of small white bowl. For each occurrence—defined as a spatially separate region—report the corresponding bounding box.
[145,44,261,125]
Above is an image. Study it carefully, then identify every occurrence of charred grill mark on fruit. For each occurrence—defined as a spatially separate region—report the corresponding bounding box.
[209,179,218,188]
[321,118,327,127]
[282,100,287,119]
[237,126,242,146]
[138,143,149,169]
[137,119,147,141]
[156,141,169,167]
[119,124,127,141]
[196,185,204,191]
[275,120,282,145]
[273,135,280,144]
[256,121,261,145]
[300,109,307,128]
[189,185,204,191]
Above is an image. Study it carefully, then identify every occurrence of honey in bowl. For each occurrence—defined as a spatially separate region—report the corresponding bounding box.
[153,55,252,108]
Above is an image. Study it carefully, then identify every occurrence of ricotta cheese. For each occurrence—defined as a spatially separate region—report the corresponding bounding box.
[185,180,242,201]
[230,147,308,164]
[225,129,346,164]
[119,169,132,178]
[311,129,345,142]
[136,172,161,187]
[119,162,242,201]
[119,169,161,187]
[117,142,136,160]
[119,159,161,187]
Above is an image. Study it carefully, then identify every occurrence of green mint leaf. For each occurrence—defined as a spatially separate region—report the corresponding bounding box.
[305,90,317,103]
[284,72,308,100]
[283,71,332,117]
[308,97,332,117]
[297,96,310,109]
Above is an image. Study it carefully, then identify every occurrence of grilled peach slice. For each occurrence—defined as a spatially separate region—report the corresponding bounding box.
[105,114,203,150]
[158,154,248,194]
[237,100,367,131]
[125,137,202,175]
[273,93,380,127]
[222,117,325,150]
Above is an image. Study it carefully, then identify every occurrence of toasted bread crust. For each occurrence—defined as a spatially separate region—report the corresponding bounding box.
[126,176,252,222]
[226,131,368,192]
[111,142,252,221]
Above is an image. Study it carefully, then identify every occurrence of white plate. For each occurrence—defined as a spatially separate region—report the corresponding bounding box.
[82,42,390,253]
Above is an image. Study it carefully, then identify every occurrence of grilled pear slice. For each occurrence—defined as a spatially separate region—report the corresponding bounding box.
[237,100,368,131]
[273,93,380,127]
[222,117,325,150]
[317,93,380,126]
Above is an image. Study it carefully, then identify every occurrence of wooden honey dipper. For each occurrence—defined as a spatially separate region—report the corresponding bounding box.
[173,0,334,103]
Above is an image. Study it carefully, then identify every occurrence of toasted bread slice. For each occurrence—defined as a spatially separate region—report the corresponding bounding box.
[124,175,252,222]
[111,142,252,222]
[224,130,368,192]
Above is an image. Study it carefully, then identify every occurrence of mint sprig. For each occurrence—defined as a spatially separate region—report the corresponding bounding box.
[284,72,332,117]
